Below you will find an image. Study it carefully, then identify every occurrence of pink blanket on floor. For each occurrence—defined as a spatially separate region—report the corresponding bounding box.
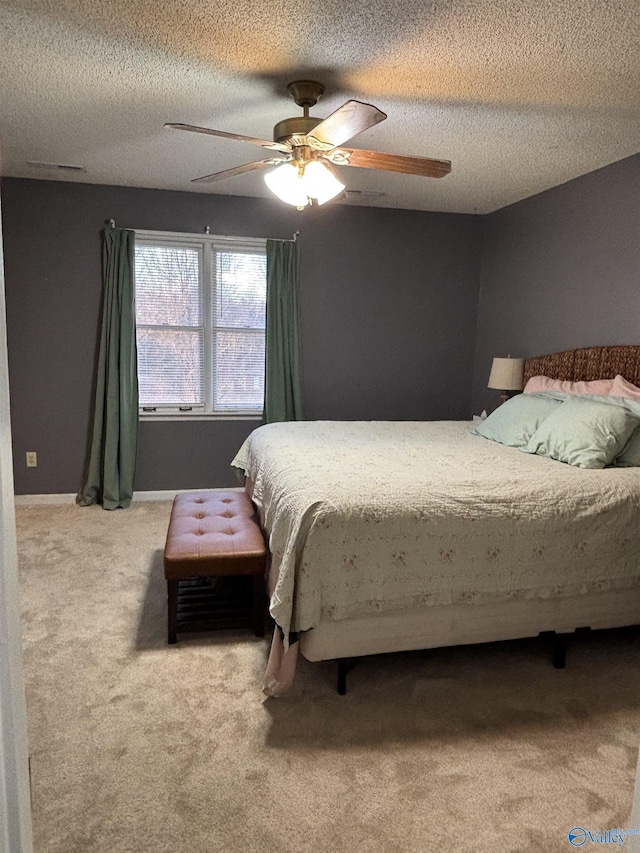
[263,629,299,697]
[262,549,299,697]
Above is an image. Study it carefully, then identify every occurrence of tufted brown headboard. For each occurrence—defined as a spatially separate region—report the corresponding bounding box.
[523,346,640,388]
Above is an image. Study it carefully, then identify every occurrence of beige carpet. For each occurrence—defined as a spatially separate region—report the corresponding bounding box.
[16,501,640,853]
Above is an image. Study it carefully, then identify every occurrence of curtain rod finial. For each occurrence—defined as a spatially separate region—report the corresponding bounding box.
[293,230,300,242]
[107,218,116,229]
[204,226,210,235]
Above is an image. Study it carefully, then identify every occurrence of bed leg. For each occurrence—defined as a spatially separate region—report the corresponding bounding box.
[337,658,355,695]
[552,633,567,669]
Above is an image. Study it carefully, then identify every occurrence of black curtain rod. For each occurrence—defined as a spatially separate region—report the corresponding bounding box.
[107,220,299,242]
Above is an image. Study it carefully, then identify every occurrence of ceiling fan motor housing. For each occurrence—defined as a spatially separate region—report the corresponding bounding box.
[273,116,322,145]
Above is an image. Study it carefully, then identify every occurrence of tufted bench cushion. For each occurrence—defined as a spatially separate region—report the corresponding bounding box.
[164,491,268,643]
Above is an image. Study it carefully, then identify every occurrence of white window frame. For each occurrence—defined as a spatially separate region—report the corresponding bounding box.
[134,229,266,421]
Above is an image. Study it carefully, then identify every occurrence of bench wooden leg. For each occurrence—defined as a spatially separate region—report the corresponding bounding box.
[167,579,179,644]
[252,575,266,638]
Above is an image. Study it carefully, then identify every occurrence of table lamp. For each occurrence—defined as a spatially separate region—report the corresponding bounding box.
[488,355,525,404]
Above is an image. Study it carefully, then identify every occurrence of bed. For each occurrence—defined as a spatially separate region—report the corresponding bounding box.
[231,346,640,696]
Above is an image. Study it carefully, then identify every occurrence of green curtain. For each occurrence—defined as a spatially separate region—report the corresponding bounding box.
[77,227,138,510]
[263,239,304,423]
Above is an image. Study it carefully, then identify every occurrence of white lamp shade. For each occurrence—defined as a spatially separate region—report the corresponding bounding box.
[264,163,309,207]
[488,357,525,391]
[264,160,345,207]
[303,161,345,204]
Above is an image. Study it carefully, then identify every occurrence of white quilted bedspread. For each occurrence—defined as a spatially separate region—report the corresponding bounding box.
[231,421,640,643]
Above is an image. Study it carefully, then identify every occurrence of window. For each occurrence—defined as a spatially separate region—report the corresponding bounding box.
[134,231,267,417]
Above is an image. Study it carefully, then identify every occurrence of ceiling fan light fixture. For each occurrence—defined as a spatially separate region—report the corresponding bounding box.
[264,160,345,208]
[171,82,452,201]
[303,160,345,205]
[264,162,309,207]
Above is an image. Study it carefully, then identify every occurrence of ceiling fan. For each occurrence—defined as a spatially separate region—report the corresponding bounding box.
[166,81,451,209]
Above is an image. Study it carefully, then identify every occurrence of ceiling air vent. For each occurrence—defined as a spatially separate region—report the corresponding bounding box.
[26,161,86,172]
[344,189,387,198]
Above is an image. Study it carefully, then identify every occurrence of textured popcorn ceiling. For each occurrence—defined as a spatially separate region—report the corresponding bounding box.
[0,0,638,213]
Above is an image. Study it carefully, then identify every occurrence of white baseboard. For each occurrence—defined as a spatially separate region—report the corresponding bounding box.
[14,487,243,506]
[14,493,73,505]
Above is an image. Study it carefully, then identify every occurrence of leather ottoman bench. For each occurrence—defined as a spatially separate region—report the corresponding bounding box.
[163,491,268,644]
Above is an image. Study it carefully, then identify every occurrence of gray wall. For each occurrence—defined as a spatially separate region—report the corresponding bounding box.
[296,203,481,421]
[472,153,640,413]
[1,178,481,494]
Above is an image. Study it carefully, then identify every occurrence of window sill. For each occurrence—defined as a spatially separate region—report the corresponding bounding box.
[139,413,263,423]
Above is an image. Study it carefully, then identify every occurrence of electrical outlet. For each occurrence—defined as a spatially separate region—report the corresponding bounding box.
[26,451,37,468]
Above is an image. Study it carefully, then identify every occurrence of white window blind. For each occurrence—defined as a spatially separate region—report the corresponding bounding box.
[134,232,267,416]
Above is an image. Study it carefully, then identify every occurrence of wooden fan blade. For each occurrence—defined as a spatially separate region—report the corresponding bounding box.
[191,159,280,184]
[334,148,451,178]
[165,123,290,153]
[306,101,386,149]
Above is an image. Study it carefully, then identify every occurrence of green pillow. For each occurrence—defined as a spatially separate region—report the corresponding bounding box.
[523,395,640,469]
[473,393,561,448]
[616,426,640,467]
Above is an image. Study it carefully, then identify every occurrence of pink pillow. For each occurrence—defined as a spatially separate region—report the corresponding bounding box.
[523,375,614,396]
[611,374,640,400]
